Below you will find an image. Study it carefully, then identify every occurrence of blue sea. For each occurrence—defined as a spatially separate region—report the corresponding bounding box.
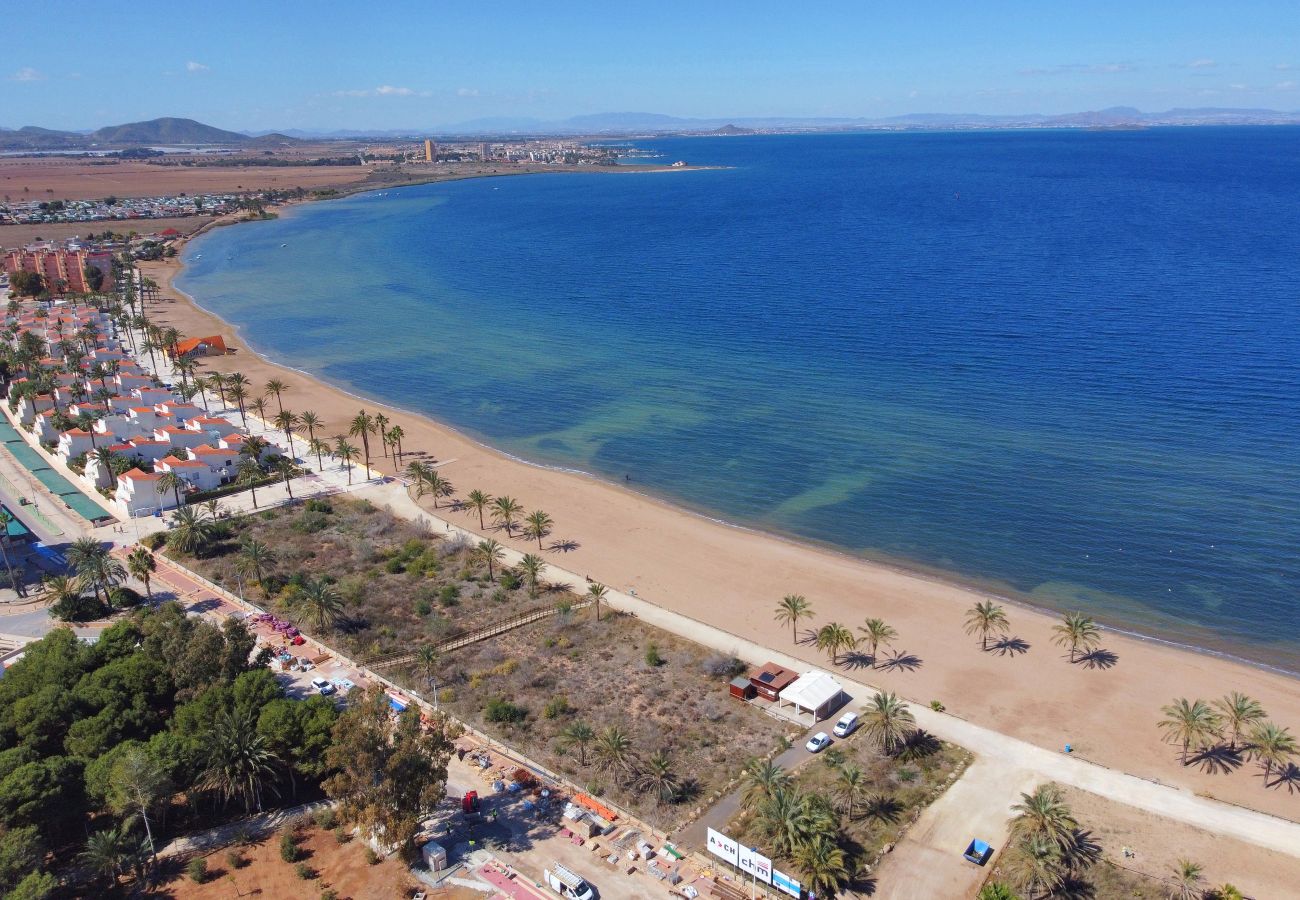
[178,129,1300,670]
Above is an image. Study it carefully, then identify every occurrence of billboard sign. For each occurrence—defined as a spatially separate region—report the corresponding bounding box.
[772,867,802,897]
[737,845,772,884]
[706,828,738,866]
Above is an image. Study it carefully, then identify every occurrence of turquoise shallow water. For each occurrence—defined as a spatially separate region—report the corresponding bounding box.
[179,130,1300,670]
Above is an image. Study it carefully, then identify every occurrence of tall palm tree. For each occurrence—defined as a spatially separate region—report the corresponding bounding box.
[348,410,375,472]
[273,409,299,458]
[66,537,123,603]
[518,553,545,598]
[1246,720,1297,781]
[1158,698,1223,764]
[1213,692,1266,750]
[297,410,321,449]
[309,437,331,473]
[474,538,505,582]
[333,437,358,485]
[227,383,248,427]
[249,395,270,425]
[1051,612,1101,662]
[740,758,791,811]
[754,787,821,859]
[126,545,156,600]
[273,456,298,499]
[294,577,345,631]
[773,594,813,641]
[858,617,898,661]
[264,378,288,415]
[423,470,453,508]
[0,510,20,595]
[965,600,1010,651]
[236,459,264,509]
[93,445,122,489]
[1167,860,1204,900]
[1009,783,1079,855]
[861,691,916,755]
[815,622,856,664]
[491,495,523,535]
[634,751,681,807]
[200,707,281,813]
[167,505,214,555]
[387,425,405,465]
[593,725,638,778]
[832,763,869,820]
[559,722,596,766]
[464,489,493,529]
[156,469,186,510]
[1002,835,1066,899]
[586,582,609,622]
[80,825,135,886]
[793,833,850,899]
[415,645,439,691]
[523,509,553,549]
[236,538,277,598]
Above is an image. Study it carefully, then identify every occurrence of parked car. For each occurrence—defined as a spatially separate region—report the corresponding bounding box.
[805,732,832,753]
[833,711,859,738]
[310,677,335,696]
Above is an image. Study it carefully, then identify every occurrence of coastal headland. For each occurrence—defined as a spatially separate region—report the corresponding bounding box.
[138,183,1300,825]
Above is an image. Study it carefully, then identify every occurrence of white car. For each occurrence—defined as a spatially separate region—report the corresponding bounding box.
[833,711,859,738]
[805,732,832,753]
[309,677,335,696]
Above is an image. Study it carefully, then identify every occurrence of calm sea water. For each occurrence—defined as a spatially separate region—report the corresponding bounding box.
[179,130,1300,670]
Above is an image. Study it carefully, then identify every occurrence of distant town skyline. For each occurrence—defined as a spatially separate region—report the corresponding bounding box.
[4,1,1298,132]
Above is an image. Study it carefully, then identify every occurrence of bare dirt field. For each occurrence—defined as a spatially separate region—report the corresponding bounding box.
[0,215,216,248]
[159,823,421,900]
[0,156,366,200]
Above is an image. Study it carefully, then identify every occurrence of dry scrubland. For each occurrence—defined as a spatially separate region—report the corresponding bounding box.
[173,497,792,827]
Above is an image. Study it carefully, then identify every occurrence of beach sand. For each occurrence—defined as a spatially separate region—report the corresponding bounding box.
[138,245,1300,822]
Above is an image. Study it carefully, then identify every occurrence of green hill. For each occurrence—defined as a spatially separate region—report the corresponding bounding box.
[89,117,251,145]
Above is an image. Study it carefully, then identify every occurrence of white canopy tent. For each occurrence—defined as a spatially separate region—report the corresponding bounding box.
[778,671,846,724]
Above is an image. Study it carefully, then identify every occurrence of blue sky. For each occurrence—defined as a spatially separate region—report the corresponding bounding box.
[3,2,1298,131]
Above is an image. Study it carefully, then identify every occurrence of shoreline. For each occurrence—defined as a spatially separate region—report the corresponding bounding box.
[141,183,1300,820]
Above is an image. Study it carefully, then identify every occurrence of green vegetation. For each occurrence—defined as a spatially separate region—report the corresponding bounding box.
[1159,694,1296,790]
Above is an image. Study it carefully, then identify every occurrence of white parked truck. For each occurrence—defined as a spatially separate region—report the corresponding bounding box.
[544,862,595,900]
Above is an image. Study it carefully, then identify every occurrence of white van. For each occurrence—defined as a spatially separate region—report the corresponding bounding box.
[544,863,595,900]
[833,711,859,738]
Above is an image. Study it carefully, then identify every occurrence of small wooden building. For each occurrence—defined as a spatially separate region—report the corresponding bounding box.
[748,662,798,701]
[729,676,756,700]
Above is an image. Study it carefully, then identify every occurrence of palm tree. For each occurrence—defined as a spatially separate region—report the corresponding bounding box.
[634,751,681,807]
[309,437,331,473]
[1002,834,1066,899]
[1009,783,1079,855]
[93,445,122,489]
[861,691,916,755]
[168,505,215,555]
[773,594,813,641]
[42,573,82,613]
[518,553,545,598]
[157,469,186,510]
[1246,720,1297,781]
[227,383,249,427]
[348,410,375,472]
[1169,859,1204,900]
[1051,612,1101,662]
[297,410,321,449]
[273,456,298,499]
[491,495,523,535]
[965,600,1010,650]
[740,758,791,810]
[236,538,277,598]
[1209,883,1244,900]
[200,707,281,813]
[250,395,270,425]
[586,582,609,622]
[373,413,390,457]
[423,470,453,508]
[815,622,855,664]
[80,825,135,886]
[66,537,123,603]
[126,546,156,600]
[793,833,850,899]
[273,409,299,458]
[333,437,358,485]
[236,459,264,509]
[559,722,596,766]
[294,577,344,630]
[1213,692,1266,750]
[474,538,505,581]
[264,378,288,415]
[858,617,898,661]
[387,425,406,465]
[415,645,439,691]
[1158,698,1223,764]
[523,509,554,549]
[593,725,638,778]
[464,489,493,529]
[832,763,869,820]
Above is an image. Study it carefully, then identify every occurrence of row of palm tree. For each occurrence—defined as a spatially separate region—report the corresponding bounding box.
[556,723,682,807]
[1159,694,1296,781]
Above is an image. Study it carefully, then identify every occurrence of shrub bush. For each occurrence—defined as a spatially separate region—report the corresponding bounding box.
[321,890,340,900]
[437,687,456,704]
[414,598,432,616]
[702,654,746,678]
[485,696,527,723]
[108,586,143,609]
[313,807,337,830]
[305,498,332,513]
[295,861,314,880]
[186,857,209,883]
[226,849,245,870]
[543,696,573,719]
[499,571,521,591]
[141,531,167,551]
[279,829,300,862]
[364,847,380,865]
[294,509,330,534]
[645,643,664,667]
[333,825,351,843]
[438,584,460,607]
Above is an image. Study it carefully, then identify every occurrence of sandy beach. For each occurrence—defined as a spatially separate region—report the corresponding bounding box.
[139,222,1300,822]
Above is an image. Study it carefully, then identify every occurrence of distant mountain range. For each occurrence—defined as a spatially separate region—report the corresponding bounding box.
[4,108,1300,150]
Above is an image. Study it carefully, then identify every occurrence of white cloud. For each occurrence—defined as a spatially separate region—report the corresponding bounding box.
[375,85,415,96]
[186,61,209,73]
[457,87,480,98]
[333,84,429,98]
[9,67,44,82]
[1018,62,1134,76]
[1276,80,1296,90]
[1229,83,1248,90]
[1184,58,1216,69]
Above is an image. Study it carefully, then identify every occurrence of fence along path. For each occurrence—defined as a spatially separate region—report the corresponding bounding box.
[362,598,593,670]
